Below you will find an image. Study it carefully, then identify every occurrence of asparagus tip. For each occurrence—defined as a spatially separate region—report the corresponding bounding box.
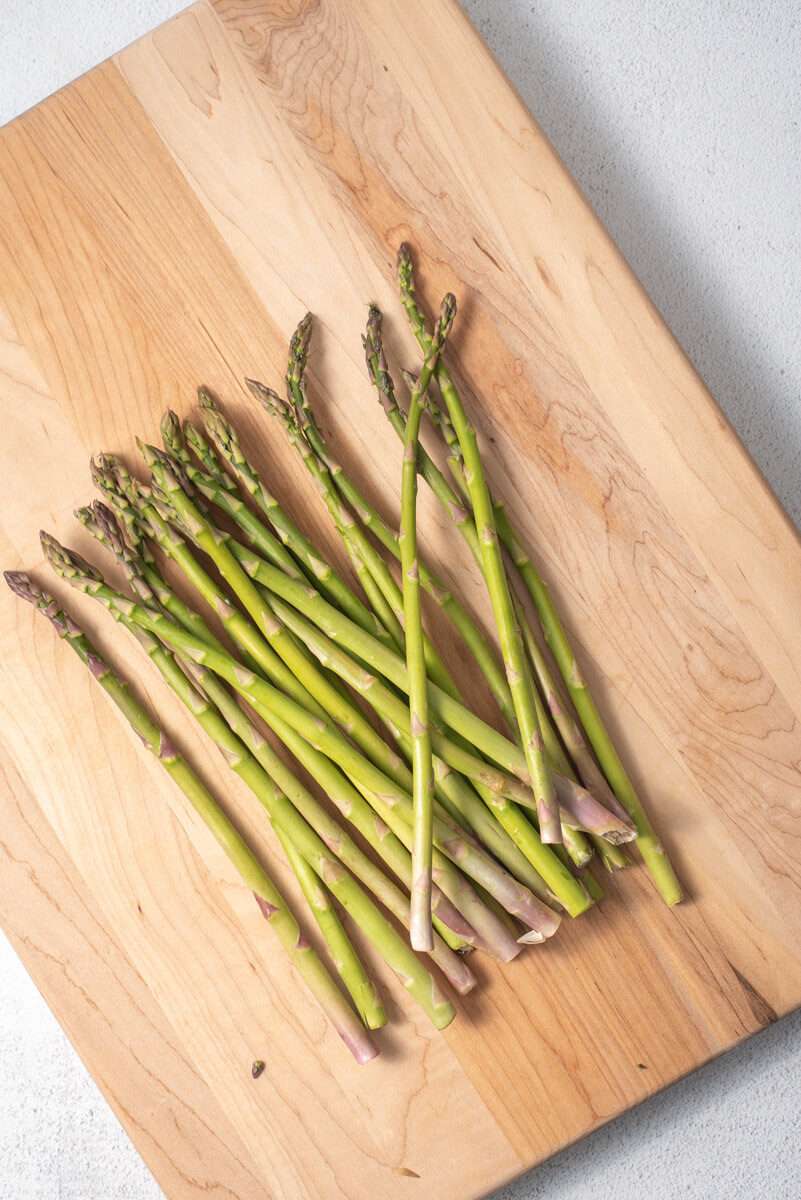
[197,385,218,412]
[4,569,38,604]
[397,242,412,271]
[438,292,457,340]
[160,409,182,441]
[91,499,126,552]
[245,377,288,419]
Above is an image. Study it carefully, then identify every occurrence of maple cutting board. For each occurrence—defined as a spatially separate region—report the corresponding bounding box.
[2,2,801,1197]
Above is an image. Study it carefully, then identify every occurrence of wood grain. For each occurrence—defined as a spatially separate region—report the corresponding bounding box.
[1,1,800,1196]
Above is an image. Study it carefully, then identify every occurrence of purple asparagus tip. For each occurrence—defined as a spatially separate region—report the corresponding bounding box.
[4,569,39,604]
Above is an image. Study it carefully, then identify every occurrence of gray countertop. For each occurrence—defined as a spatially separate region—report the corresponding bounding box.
[1,2,799,1197]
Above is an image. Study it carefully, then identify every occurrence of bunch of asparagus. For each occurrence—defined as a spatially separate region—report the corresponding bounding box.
[6,245,681,1065]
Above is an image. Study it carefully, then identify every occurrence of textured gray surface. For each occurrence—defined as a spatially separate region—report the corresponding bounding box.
[1,2,799,1197]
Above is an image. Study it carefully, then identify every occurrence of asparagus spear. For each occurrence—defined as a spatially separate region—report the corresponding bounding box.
[221,538,628,848]
[398,293,456,949]
[213,537,593,913]
[248,370,517,731]
[197,391,386,641]
[405,407,613,843]
[515,592,629,871]
[122,612,455,1030]
[394,246,681,904]
[144,443,496,832]
[4,570,378,1064]
[42,533,561,943]
[284,319,461,699]
[394,247,559,845]
[362,346,599,869]
[271,822,386,1028]
[79,502,478,987]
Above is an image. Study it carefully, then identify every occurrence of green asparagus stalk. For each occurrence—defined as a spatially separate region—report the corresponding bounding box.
[391,247,679,901]
[427,389,470,502]
[79,502,479,987]
[516,593,629,871]
[197,391,385,641]
[42,533,561,943]
[398,293,456,949]
[4,570,378,1064]
[494,502,681,899]
[141,443,428,791]
[271,822,386,1028]
[395,247,559,845]
[184,418,236,490]
[250,367,517,730]
[127,626,456,1030]
[217,538,592,913]
[253,370,460,700]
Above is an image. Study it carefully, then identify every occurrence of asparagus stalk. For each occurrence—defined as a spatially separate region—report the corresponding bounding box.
[141,443,430,793]
[392,247,679,902]
[197,391,386,642]
[126,620,456,1030]
[494,502,681,901]
[398,293,456,949]
[358,362,595,865]
[4,570,378,1064]
[271,823,386,1028]
[42,533,561,943]
[79,502,478,987]
[253,371,461,700]
[81,504,468,1008]
[515,593,629,871]
[427,389,470,502]
[95,460,488,958]
[395,247,559,845]
[217,538,593,913]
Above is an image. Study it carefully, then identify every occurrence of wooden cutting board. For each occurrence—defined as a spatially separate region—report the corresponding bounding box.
[2,2,801,1196]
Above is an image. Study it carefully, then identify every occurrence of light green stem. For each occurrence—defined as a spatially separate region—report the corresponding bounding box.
[8,573,377,1064]
[272,823,387,1028]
